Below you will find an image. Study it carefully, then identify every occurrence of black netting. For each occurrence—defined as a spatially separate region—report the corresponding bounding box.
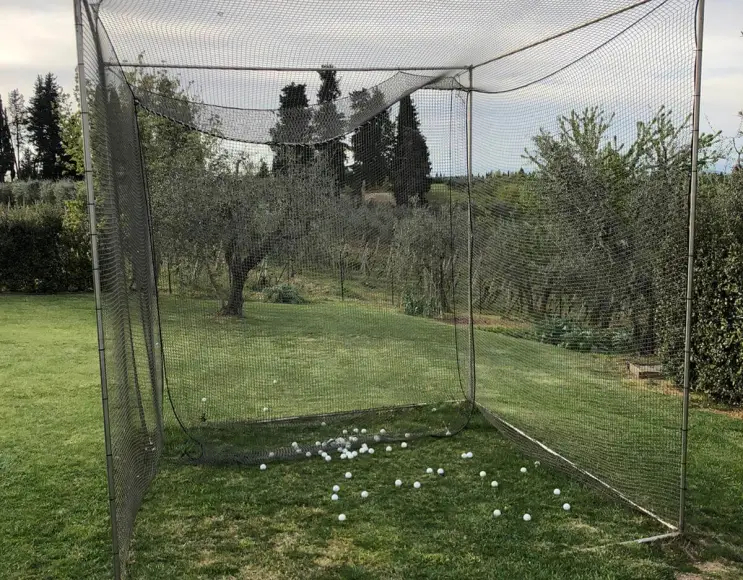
[77,0,700,576]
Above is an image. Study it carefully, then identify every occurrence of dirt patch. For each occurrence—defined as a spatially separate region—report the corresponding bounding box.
[314,537,356,569]
[441,314,530,331]
[677,560,740,579]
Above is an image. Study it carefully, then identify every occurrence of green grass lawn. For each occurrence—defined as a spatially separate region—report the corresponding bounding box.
[1,294,742,579]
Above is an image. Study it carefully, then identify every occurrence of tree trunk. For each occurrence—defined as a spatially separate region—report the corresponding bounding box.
[220,250,264,317]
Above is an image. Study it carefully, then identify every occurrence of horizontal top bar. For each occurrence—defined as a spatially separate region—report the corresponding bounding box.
[109,63,470,73]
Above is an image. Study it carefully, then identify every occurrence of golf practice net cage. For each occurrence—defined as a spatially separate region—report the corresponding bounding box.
[74,0,705,577]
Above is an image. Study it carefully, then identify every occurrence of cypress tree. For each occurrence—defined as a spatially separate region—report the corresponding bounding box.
[26,73,66,180]
[349,87,394,196]
[314,65,346,191]
[392,95,431,206]
[270,83,313,174]
[0,99,16,181]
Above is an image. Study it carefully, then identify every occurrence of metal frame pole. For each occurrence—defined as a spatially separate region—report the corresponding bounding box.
[679,0,705,535]
[74,1,121,577]
[466,67,476,403]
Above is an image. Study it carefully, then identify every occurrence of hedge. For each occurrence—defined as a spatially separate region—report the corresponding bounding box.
[0,187,92,293]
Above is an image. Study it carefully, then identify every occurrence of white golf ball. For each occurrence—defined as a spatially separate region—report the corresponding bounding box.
[350,436,358,443]
[395,479,402,487]
[331,494,339,501]
[262,407,269,412]
[268,452,275,458]
[491,481,498,488]
[426,467,433,474]
[295,448,303,454]
[332,485,340,492]
[523,513,532,522]
[291,442,298,448]
[342,429,348,435]
[405,433,411,439]
[386,446,392,452]
[338,513,346,522]
[553,488,561,496]
[446,430,451,436]
[201,397,207,403]
[345,472,352,479]
[324,455,332,462]
[359,447,367,454]
[361,491,369,499]
[351,451,358,458]
[437,468,445,476]
[273,379,278,384]
[432,407,437,412]
[534,461,541,467]
[353,428,359,433]
[461,453,467,459]
[379,429,386,435]
[321,421,327,427]
[467,452,473,458]
[340,453,347,459]
[493,509,502,517]
[368,448,374,454]
[306,451,312,457]
[413,481,421,489]
[361,428,367,434]
[479,471,486,478]
[520,467,527,473]
[374,435,381,442]
[563,503,571,511]
[401,442,408,449]
[315,441,321,447]
[259,464,267,470]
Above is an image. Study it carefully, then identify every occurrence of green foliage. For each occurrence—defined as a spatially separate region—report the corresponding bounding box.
[262,283,306,304]
[0,198,91,292]
[349,87,395,195]
[658,172,743,405]
[392,95,431,205]
[0,179,77,206]
[402,289,438,317]
[314,66,346,190]
[270,83,313,173]
[534,317,632,354]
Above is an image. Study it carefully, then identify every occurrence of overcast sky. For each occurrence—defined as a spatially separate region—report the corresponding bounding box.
[1,0,741,172]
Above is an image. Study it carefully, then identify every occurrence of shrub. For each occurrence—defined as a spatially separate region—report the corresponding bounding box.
[658,172,743,405]
[0,191,91,293]
[262,283,305,304]
[402,289,438,318]
[534,317,632,354]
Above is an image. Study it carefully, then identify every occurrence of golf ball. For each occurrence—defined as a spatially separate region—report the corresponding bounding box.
[324,455,332,462]
[426,467,433,474]
[379,429,386,435]
[361,428,367,434]
[466,452,473,458]
[263,407,269,412]
[201,397,207,403]
[331,494,339,501]
[534,461,541,467]
[291,442,298,448]
[295,449,303,454]
[368,448,375,454]
[405,433,411,439]
[401,442,408,449]
[413,481,421,489]
[340,453,347,459]
[338,513,346,522]
[361,491,369,499]
[563,503,571,511]
[353,428,359,433]
[491,481,498,488]
[523,513,532,522]
[306,451,312,457]
[343,429,348,435]
[437,468,445,476]
[493,509,502,517]
[359,447,367,454]
[321,421,327,427]
[259,464,267,470]
[520,467,527,473]
[395,479,402,487]
[479,471,486,478]
[268,452,275,458]
[386,446,392,452]
[461,453,467,459]
[273,379,278,384]
[332,485,340,492]
[432,407,437,412]
[374,435,381,442]
[553,488,561,496]
[315,441,321,447]
[345,472,352,479]
[445,430,452,436]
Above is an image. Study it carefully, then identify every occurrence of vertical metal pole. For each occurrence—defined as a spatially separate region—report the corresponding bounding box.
[679,0,705,535]
[466,67,476,403]
[74,1,121,577]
